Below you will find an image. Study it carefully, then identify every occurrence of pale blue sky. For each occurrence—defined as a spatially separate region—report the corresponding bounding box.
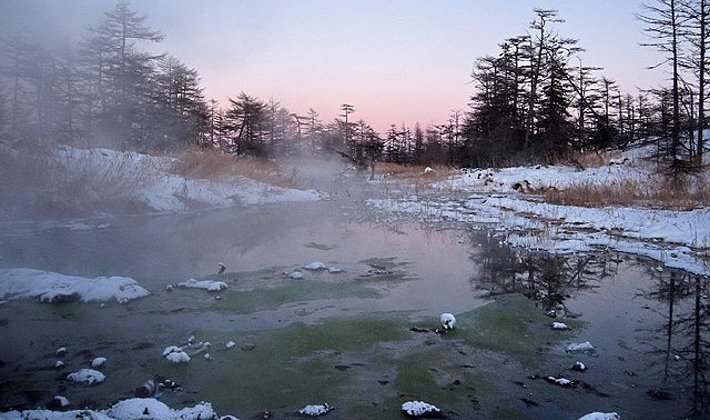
[1,0,662,132]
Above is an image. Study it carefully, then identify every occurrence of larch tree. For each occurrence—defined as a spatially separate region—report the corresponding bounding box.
[85,0,163,147]
[639,0,688,171]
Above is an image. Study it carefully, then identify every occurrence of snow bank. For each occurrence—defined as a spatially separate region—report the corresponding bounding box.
[0,268,149,303]
[55,146,323,213]
[0,398,217,420]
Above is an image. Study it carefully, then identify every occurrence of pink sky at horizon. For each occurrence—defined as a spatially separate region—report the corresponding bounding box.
[1,0,665,133]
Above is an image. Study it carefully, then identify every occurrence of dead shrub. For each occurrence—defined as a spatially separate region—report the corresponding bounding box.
[171,149,301,188]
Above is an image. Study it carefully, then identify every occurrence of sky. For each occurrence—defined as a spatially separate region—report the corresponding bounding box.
[0,0,664,133]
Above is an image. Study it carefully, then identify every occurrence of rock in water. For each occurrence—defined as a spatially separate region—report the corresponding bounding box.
[134,380,157,398]
[571,361,587,372]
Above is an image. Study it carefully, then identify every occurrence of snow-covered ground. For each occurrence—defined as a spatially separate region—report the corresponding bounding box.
[369,146,710,277]
[0,145,323,218]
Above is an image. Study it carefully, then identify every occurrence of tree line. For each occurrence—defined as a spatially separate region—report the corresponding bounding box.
[0,1,707,170]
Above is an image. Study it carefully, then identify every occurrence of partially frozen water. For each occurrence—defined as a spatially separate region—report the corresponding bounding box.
[1,166,708,419]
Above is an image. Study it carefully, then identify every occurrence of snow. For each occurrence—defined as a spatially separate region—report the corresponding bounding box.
[327,267,344,274]
[67,368,106,385]
[552,322,569,330]
[53,396,70,407]
[298,403,333,416]
[162,346,191,363]
[54,361,65,368]
[177,278,228,292]
[0,398,216,420]
[56,347,67,355]
[572,361,587,371]
[289,271,305,279]
[401,400,441,417]
[567,342,595,353]
[92,357,107,368]
[577,412,620,420]
[0,268,149,304]
[547,376,574,387]
[368,149,709,277]
[225,341,236,349]
[440,313,456,330]
[303,261,327,271]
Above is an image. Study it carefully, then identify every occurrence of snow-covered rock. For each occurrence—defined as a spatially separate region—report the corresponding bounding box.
[289,271,304,279]
[226,341,236,349]
[67,368,106,385]
[55,360,65,368]
[105,398,217,420]
[546,376,574,387]
[298,403,333,416]
[92,357,107,368]
[303,261,327,271]
[571,361,587,372]
[440,313,456,330]
[327,267,343,274]
[577,412,620,420]
[52,395,70,408]
[0,268,149,304]
[56,347,67,355]
[401,400,441,417]
[552,322,569,330]
[163,346,191,363]
[567,341,595,353]
[177,278,228,292]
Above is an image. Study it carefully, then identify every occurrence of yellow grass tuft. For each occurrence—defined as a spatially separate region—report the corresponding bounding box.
[170,149,301,189]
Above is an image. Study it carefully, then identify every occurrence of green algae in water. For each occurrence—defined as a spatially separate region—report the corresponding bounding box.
[213,280,380,314]
[303,241,337,251]
[360,257,408,270]
[183,315,409,414]
[450,294,579,367]
[392,348,497,412]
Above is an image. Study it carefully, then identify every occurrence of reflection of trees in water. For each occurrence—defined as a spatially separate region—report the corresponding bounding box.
[474,233,619,312]
[646,270,710,417]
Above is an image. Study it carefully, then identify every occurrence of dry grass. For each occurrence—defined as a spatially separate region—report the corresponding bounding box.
[375,162,456,181]
[556,151,607,169]
[543,178,710,210]
[171,149,301,189]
